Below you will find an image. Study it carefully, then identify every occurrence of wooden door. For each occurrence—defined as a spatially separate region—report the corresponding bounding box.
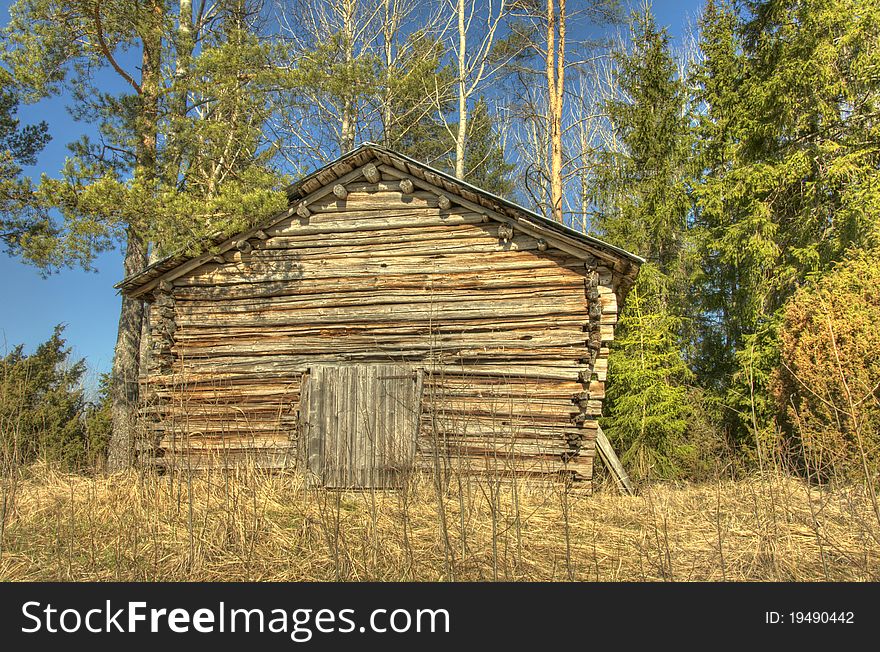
[299,364,423,488]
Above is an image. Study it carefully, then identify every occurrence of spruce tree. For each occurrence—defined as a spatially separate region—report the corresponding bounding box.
[461,97,515,197]
[590,6,692,480]
[689,0,748,388]
[605,265,691,478]
[691,0,880,448]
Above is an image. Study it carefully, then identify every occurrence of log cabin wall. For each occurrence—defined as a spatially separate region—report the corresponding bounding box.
[132,152,637,490]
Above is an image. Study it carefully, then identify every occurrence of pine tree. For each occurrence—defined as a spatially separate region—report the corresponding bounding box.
[0,71,53,264]
[1,0,287,468]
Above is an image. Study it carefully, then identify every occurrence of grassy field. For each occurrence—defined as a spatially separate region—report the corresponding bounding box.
[1,464,878,582]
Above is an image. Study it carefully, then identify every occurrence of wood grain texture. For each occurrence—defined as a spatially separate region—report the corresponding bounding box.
[299,364,422,488]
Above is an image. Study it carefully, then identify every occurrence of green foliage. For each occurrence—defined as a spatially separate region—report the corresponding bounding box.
[379,32,456,165]
[0,325,101,470]
[690,0,880,455]
[1,0,288,269]
[603,264,693,480]
[772,252,880,480]
[688,0,748,386]
[413,95,514,196]
[276,20,459,168]
[150,3,289,255]
[460,98,515,197]
[591,7,690,269]
[83,372,112,467]
[591,7,693,480]
[1,0,159,269]
[0,69,58,266]
[280,28,381,155]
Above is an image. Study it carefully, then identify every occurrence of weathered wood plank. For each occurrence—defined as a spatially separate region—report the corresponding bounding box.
[299,364,422,488]
[595,425,634,495]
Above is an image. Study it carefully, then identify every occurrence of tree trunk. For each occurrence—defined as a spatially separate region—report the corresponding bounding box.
[454,0,467,179]
[340,0,356,152]
[547,0,565,223]
[382,0,394,147]
[107,0,163,471]
[107,229,148,470]
[175,0,194,123]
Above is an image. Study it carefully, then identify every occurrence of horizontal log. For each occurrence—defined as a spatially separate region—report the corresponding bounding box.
[171,269,585,301]
[174,287,585,317]
[172,304,590,329]
[178,257,586,289]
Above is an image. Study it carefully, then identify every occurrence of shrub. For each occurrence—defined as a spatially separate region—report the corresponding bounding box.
[0,325,103,471]
[772,252,880,480]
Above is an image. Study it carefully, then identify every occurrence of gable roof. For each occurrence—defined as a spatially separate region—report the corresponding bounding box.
[116,143,643,298]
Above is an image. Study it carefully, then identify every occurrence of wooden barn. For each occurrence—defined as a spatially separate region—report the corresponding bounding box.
[117,144,643,491]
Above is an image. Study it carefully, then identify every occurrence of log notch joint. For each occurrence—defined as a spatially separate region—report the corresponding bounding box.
[363,163,380,184]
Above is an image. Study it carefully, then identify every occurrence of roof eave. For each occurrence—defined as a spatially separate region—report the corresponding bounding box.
[118,143,643,297]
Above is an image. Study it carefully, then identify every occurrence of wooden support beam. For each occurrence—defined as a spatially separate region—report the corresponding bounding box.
[437,195,451,210]
[498,223,514,243]
[296,203,311,219]
[595,425,634,495]
[235,239,253,254]
[332,184,348,200]
[399,178,414,194]
[537,238,548,252]
[254,230,269,240]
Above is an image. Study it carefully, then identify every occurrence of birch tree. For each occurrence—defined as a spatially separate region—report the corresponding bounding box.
[275,0,451,167]
[375,0,450,156]
[502,0,618,222]
[545,0,565,222]
[445,0,512,179]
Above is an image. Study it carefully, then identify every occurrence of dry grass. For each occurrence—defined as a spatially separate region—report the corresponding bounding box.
[1,464,878,582]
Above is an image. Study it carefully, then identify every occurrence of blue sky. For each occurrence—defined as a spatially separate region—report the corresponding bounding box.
[0,0,703,390]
